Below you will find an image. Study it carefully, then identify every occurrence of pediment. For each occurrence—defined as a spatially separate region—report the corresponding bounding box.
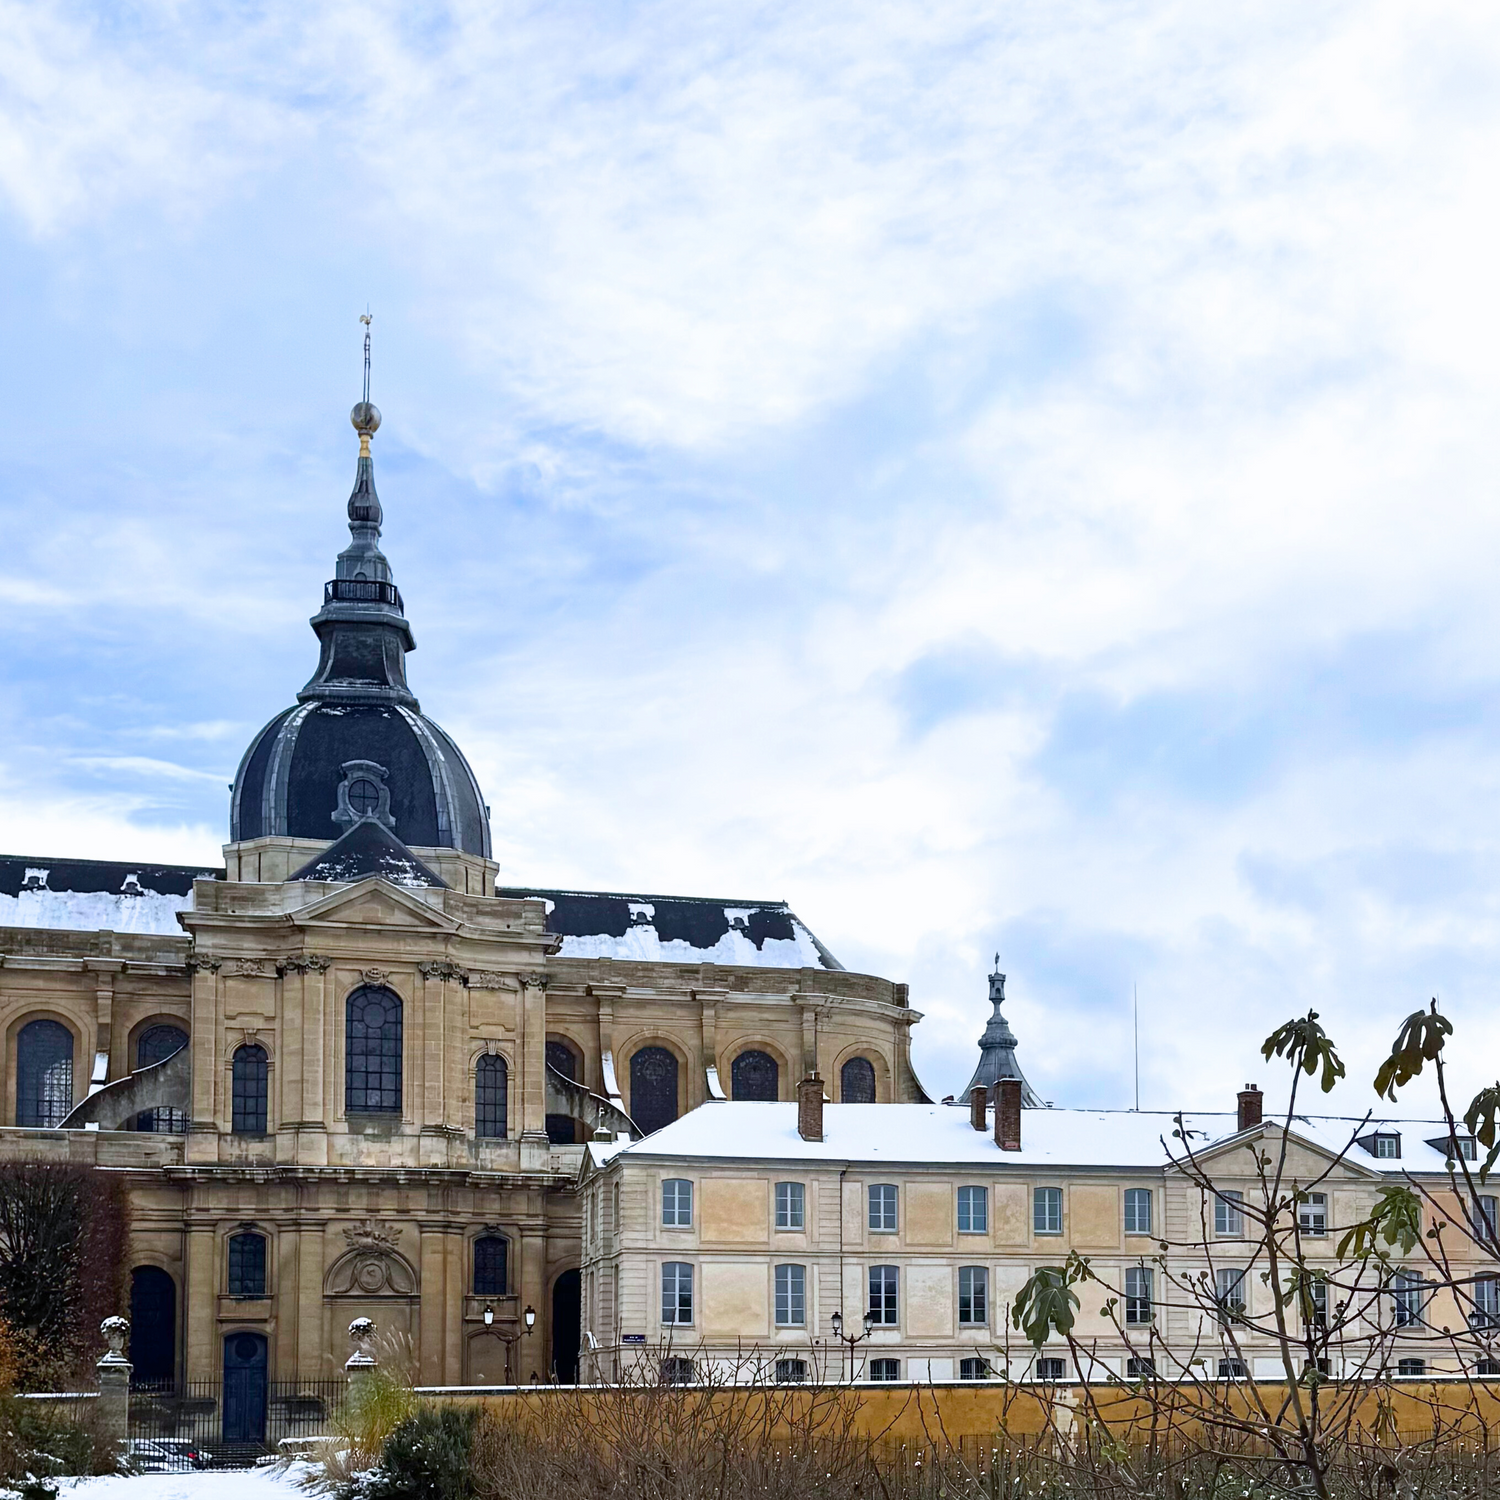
[292,877,459,933]
[1177,1123,1383,1182]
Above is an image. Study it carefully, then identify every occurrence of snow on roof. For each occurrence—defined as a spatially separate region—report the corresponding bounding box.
[0,855,216,936]
[591,1102,1474,1175]
[496,887,843,970]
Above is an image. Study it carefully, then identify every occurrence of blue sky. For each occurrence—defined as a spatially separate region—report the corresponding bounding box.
[3,0,1500,1117]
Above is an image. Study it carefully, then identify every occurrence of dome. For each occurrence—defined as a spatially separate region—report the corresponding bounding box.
[229,402,492,859]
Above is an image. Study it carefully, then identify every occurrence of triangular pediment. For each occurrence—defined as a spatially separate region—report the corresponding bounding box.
[292,877,459,933]
[1176,1122,1384,1181]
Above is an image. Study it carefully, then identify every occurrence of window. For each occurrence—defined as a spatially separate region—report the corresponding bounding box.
[662,1179,693,1228]
[1391,1270,1425,1329]
[1298,1192,1327,1237]
[659,1357,694,1385]
[136,1024,189,1132]
[957,1266,987,1326]
[869,1358,900,1381]
[774,1358,807,1384]
[957,1186,988,1234]
[345,987,402,1114]
[1126,1357,1156,1378]
[731,1050,779,1101]
[869,1265,899,1325]
[868,1184,898,1232]
[1036,1357,1066,1381]
[474,1236,508,1296]
[959,1357,992,1380]
[227,1232,266,1298]
[1034,1187,1062,1235]
[1479,1197,1498,1237]
[841,1057,876,1103]
[231,1044,268,1134]
[16,1020,73,1128]
[661,1262,694,1324]
[475,1055,508,1139]
[1124,1266,1152,1326]
[1459,1138,1479,1160]
[1473,1277,1500,1331]
[1216,1267,1247,1321]
[545,1040,578,1144]
[1214,1190,1244,1237]
[1397,1358,1426,1377]
[1124,1188,1152,1236]
[1305,1277,1329,1329]
[1478,1360,1500,1377]
[1218,1359,1247,1379]
[630,1047,679,1136]
[775,1265,807,1327]
[1374,1133,1401,1159]
[775,1182,805,1230]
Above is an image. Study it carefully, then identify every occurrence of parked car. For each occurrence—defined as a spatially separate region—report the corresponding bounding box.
[125,1437,209,1472]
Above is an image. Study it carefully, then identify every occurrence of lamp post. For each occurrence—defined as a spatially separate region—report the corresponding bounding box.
[483,1304,536,1385]
[830,1308,874,1382]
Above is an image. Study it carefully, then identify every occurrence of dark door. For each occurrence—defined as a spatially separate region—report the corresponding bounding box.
[223,1332,268,1443]
[129,1267,176,1389]
[552,1269,581,1384]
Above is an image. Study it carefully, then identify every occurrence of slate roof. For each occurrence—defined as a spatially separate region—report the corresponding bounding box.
[290,819,447,888]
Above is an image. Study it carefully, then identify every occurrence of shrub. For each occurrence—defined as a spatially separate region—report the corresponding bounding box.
[353,1406,477,1500]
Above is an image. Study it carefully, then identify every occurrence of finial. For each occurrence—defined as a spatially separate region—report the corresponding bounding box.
[351,312,381,457]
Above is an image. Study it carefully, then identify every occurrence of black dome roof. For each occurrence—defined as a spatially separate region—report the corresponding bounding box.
[229,402,491,859]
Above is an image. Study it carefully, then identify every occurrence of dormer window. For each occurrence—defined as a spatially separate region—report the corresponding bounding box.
[19,869,47,892]
[1356,1130,1402,1160]
[1425,1134,1478,1161]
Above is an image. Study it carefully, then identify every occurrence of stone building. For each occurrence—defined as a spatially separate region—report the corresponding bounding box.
[579,1083,1496,1384]
[0,398,927,1414]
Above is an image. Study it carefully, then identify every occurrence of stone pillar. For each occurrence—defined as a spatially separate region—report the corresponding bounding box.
[518,975,549,1145]
[418,1219,463,1386]
[345,1317,377,1401]
[185,962,222,1163]
[183,1217,217,1382]
[519,1225,547,1383]
[96,1317,132,1445]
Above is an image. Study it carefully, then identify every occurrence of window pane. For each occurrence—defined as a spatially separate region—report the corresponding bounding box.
[775,1264,806,1326]
[958,1266,987,1325]
[840,1057,876,1103]
[869,1358,899,1381]
[731,1050,779,1101]
[1124,1189,1152,1236]
[475,1054,508,1139]
[474,1236,508,1296]
[869,1185,897,1231]
[135,1024,188,1132]
[345,987,402,1115]
[775,1182,805,1230]
[663,1179,693,1227]
[16,1020,74,1129]
[231,1044,268,1135]
[958,1186,987,1234]
[1034,1187,1062,1234]
[630,1048,679,1136]
[228,1233,266,1298]
[1214,1191,1244,1237]
[662,1262,693,1324]
[1125,1266,1152,1325]
[869,1265,898,1325]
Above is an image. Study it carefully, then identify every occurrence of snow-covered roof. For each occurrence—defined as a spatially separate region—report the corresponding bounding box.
[587,1102,1474,1175]
[0,856,213,936]
[496,887,843,970]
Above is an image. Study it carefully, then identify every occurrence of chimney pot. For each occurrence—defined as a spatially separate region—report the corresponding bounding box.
[994,1077,1022,1151]
[970,1085,988,1132]
[798,1074,825,1143]
[1237,1084,1263,1133]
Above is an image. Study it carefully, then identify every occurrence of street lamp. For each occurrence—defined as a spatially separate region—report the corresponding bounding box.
[830,1309,875,1381]
[487,1303,539,1384]
[483,1304,494,1327]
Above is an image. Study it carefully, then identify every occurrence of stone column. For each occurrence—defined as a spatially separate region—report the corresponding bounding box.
[418,1219,464,1386]
[96,1317,132,1445]
[518,974,549,1146]
[183,1216,217,1382]
[519,1224,547,1383]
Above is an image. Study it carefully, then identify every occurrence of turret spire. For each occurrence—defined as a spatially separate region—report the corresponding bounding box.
[959,958,1044,1107]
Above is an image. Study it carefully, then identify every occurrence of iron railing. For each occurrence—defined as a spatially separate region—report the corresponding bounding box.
[324,578,403,610]
[128,1379,346,1468]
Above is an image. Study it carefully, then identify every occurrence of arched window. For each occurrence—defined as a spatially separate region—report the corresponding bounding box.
[345,986,402,1115]
[16,1019,73,1127]
[231,1045,269,1135]
[840,1056,877,1103]
[228,1232,267,1298]
[474,1235,508,1296]
[630,1047,679,1136]
[130,1266,176,1389]
[731,1050,778,1101]
[136,1024,188,1133]
[546,1039,579,1145]
[476,1055,508,1139]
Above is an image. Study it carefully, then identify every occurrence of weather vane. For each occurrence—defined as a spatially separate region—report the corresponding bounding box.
[352,311,380,456]
[360,310,373,405]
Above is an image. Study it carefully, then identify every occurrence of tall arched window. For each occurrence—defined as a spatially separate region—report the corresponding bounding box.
[16,1020,73,1127]
[476,1055,508,1139]
[345,986,402,1115]
[228,1231,267,1298]
[630,1047,679,1136]
[840,1056,877,1103]
[474,1235,508,1296]
[232,1045,269,1135]
[130,1266,176,1390]
[546,1039,579,1145]
[136,1024,188,1132]
[731,1050,779,1101]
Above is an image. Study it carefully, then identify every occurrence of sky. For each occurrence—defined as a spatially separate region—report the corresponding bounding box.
[2,0,1499,1120]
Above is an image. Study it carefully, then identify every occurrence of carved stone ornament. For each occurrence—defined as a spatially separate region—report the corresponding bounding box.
[362,968,390,985]
[346,1317,377,1370]
[342,1218,399,1253]
[326,1221,417,1298]
[99,1316,130,1365]
[466,972,518,991]
[419,961,465,982]
[227,958,269,977]
[278,955,333,975]
[521,972,549,991]
[186,957,223,975]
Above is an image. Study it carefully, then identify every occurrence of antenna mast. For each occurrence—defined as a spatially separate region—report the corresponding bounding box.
[360,311,373,404]
[1133,983,1140,1111]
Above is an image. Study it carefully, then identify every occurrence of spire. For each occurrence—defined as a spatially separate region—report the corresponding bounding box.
[297,317,420,709]
[959,958,1044,1108]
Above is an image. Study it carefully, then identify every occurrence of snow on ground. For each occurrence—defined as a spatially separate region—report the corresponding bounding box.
[61,1468,309,1499]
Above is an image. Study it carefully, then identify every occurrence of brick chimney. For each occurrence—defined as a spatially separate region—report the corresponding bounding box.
[995,1077,1022,1151]
[798,1074,825,1143]
[1237,1084,1263,1133]
[970,1085,988,1132]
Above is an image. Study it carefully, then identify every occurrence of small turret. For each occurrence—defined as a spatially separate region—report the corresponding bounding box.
[958,957,1044,1108]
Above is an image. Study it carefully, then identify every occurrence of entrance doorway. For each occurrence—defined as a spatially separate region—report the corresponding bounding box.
[128,1267,176,1388]
[222,1332,268,1443]
[552,1269,581,1383]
